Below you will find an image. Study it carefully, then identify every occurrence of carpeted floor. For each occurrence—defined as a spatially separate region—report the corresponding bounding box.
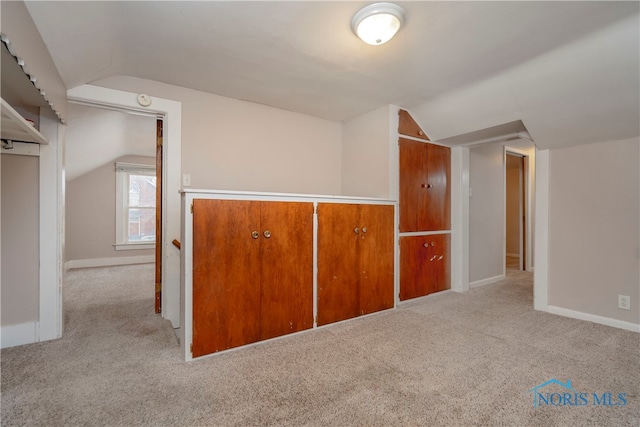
[1,264,638,426]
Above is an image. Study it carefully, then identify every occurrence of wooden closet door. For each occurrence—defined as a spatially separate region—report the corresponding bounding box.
[317,203,360,326]
[400,234,451,300]
[426,144,451,231]
[192,199,261,357]
[358,204,395,315]
[432,234,451,292]
[399,137,428,232]
[259,202,314,341]
[399,236,431,300]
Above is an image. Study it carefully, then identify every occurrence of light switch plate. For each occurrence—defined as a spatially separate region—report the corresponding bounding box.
[182,174,191,187]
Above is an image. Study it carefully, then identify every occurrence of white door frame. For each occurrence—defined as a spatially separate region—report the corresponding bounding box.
[67,85,182,328]
[533,149,549,311]
[451,143,543,302]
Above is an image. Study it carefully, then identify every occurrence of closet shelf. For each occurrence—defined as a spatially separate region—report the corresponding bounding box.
[1,98,48,145]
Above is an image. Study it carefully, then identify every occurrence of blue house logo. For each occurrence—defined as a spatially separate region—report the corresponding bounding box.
[529,378,627,408]
[529,379,575,409]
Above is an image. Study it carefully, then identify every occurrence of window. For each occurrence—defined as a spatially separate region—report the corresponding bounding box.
[115,162,156,250]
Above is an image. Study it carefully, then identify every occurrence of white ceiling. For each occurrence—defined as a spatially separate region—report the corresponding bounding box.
[65,103,155,180]
[26,1,640,149]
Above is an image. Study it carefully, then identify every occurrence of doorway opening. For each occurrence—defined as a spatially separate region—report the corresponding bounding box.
[65,84,182,330]
[64,101,162,309]
[504,148,531,273]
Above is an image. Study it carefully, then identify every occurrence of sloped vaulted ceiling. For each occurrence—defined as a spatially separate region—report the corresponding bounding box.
[25,1,640,149]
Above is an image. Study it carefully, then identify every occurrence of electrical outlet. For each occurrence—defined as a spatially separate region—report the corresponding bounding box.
[182,174,191,187]
[618,295,631,310]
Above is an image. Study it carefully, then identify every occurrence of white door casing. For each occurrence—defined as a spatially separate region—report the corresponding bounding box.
[67,85,182,328]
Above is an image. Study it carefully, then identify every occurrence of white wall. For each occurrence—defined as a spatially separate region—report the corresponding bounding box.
[1,154,39,326]
[93,76,343,195]
[64,104,156,266]
[65,104,156,180]
[469,144,504,282]
[341,105,393,198]
[548,137,639,325]
[66,156,156,265]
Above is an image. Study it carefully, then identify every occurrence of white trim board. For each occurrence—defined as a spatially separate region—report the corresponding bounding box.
[548,305,640,333]
[38,109,64,343]
[1,141,40,156]
[450,146,469,293]
[65,255,154,270]
[533,149,550,311]
[470,274,505,289]
[1,321,38,349]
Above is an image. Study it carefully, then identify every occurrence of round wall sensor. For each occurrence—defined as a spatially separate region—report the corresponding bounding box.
[137,94,152,107]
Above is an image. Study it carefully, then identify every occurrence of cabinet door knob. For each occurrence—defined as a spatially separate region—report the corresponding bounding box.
[421,184,432,189]
[361,227,367,233]
[354,227,360,234]
[423,242,428,248]
[251,231,259,239]
[263,230,271,238]
[438,255,444,260]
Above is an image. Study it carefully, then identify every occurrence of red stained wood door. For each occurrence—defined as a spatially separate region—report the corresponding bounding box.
[259,202,313,341]
[192,199,261,357]
[399,138,451,232]
[192,199,313,357]
[317,203,360,326]
[399,233,451,301]
[155,119,163,313]
[399,138,428,232]
[317,203,394,326]
[425,144,451,231]
[358,204,394,316]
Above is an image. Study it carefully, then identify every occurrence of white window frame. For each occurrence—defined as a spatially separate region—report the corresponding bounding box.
[115,162,156,250]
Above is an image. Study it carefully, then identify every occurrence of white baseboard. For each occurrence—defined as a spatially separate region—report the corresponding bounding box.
[470,274,505,289]
[548,305,640,333]
[1,321,38,349]
[65,255,154,270]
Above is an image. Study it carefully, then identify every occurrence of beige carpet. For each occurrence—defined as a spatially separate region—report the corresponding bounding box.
[2,264,638,426]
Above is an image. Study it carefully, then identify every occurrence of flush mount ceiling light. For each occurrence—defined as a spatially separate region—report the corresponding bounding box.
[351,2,405,45]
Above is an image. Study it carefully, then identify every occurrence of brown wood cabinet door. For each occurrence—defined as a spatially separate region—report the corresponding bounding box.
[399,235,431,300]
[398,109,429,141]
[192,199,261,357]
[358,204,395,315]
[399,233,451,301]
[399,137,428,232]
[426,144,451,231]
[431,234,451,292]
[399,138,451,232]
[259,202,314,340]
[317,203,360,326]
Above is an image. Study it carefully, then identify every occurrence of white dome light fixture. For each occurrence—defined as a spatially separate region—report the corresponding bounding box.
[351,2,405,45]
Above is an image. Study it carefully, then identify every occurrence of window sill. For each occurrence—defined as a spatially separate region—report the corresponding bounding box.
[114,242,155,251]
